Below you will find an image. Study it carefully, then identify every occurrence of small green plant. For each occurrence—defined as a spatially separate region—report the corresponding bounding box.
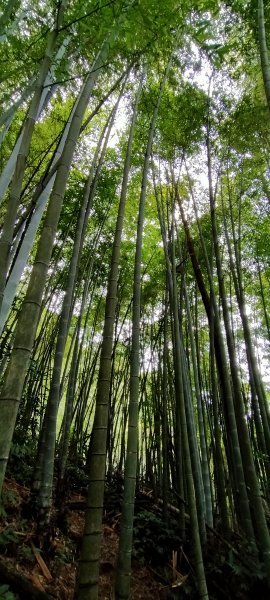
[0,490,19,518]
[133,510,182,565]
[18,544,35,564]
[53,543,74,570]
[6,439,36,486]
[226,545,266,585]
[0,529,19,546]
[0,584,15,600]
[65,461,89,491]
[1,490,18,509]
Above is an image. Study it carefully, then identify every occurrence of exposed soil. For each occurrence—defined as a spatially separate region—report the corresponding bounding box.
[1,477,269,600]
[0,479,171,599]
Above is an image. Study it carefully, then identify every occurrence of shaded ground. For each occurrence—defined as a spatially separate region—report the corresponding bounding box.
[1,477,269,599]
[0,480,170,599]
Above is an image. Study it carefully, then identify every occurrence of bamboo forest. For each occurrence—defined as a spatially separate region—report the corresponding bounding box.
[1,0,270,598]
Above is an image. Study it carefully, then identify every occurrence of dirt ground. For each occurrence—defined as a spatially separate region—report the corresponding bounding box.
[2,478,268,600]
[0,479,172,599]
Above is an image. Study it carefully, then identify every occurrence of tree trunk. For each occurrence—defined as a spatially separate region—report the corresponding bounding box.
[258,0,270,114]
[115,65,172,600]
[0,3,68,311]
[0,34,114,496]
[75,73,142,600]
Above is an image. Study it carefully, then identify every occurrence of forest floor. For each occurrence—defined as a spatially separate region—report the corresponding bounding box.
[0,478,173,599]
[0,475,269,599]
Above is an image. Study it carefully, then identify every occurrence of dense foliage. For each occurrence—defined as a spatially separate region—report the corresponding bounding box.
[1,0,270,598]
